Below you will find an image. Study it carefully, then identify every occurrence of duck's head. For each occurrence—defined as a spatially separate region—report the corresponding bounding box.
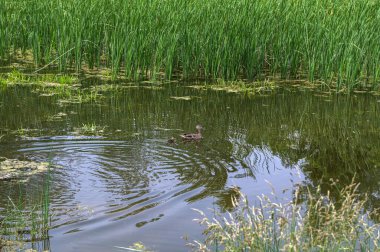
[196,125,203,132]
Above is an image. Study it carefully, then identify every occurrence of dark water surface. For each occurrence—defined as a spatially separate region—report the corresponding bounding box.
[0,84,380,251]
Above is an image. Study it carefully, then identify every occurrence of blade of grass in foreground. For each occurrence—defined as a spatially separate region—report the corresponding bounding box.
[190,181,380,251]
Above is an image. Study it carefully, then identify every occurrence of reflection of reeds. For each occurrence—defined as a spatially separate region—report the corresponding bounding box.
[1,0,380,87]
[190,181,380,251]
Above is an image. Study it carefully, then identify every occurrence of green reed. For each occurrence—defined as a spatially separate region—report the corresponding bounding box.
[0,168,51,250]
[1,0,380,88]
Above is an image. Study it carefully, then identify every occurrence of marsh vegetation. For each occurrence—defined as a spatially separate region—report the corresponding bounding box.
[1,0,380,89]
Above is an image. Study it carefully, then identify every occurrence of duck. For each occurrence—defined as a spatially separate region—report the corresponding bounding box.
[167,137,177,145]
[180,125,203,140]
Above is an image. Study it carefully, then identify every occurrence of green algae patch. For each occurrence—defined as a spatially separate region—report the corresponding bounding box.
[0,157,50,180]
[205,80,279,95]
[0,69,79,87]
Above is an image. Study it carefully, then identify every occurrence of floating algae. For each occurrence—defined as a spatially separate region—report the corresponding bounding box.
[0,157,49,180]
[170,96,193,101]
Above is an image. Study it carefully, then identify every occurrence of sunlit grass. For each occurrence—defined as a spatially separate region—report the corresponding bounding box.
[190,181,380,251]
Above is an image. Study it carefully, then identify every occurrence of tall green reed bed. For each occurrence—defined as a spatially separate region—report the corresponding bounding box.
[190,182,380,252]
[1,0,380,88]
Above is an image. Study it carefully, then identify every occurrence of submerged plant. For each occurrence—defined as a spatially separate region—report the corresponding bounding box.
[190,181,380,251]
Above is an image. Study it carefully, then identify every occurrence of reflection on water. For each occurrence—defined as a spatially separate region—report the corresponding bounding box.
[0,84,379,251]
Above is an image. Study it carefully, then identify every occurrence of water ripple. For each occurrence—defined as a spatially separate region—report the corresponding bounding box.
[13,137,239,232]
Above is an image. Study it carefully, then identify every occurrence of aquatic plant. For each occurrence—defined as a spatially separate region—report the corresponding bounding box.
[190,181,380,251]
[6,69,27,84]
[78,123,105,135]
[0,76,6,86]
[1,0,380,89]
[0,168,51,251]
[36,74,78,85]
[0,69,78,86]
[206,79,278,95]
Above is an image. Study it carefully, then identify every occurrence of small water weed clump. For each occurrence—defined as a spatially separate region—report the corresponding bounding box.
[208,79,279,95]
[75,123,106,135]
[190,182,380,251]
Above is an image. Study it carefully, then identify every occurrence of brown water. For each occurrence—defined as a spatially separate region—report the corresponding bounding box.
[0,83,379,251]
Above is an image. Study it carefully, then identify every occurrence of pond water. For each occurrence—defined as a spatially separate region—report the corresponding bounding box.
[0,83,380,251]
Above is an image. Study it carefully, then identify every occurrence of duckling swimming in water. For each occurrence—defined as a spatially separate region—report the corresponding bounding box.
[180,125,203,140]
[167,136,177,145]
